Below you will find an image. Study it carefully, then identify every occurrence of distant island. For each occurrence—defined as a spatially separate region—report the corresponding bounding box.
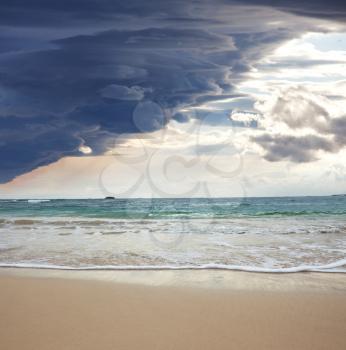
[104,196,115,200]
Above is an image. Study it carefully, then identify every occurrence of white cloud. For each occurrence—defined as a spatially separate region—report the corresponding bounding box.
[224,32,346,163]
[79,145,93,154]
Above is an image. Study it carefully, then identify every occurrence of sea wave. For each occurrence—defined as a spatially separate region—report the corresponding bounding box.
[252,210,346,217]
[1,259,346,273]
[27,199,51,204]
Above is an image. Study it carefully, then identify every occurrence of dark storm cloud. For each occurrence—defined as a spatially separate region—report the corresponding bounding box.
[0,115,81,183]
[0,0,345,182]
[99,85,146,101]
[1,1,345,27]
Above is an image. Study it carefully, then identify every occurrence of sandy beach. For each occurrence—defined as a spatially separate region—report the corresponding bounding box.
[0,269,345,350]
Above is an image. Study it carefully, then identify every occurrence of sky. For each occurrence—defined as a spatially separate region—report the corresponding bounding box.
[0,0,346,198]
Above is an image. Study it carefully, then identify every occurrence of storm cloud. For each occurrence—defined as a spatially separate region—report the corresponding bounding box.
[1,0,346,182]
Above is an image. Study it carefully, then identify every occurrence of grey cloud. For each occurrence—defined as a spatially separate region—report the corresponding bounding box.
[132,101,167,132]
[330,115,346,145]
[90,65,147,80]
[233,0,346,21]
[172,112,190,123]
[270,89,330,131]
[253,87,346,162]
[258,58,346,71]
[252,134,337,163]
[100,84,146,100]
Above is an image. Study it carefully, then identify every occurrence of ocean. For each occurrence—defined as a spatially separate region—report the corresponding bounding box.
[0,196,345,272]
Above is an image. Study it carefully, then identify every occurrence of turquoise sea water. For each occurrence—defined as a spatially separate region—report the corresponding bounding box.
[0,196,345,272]
[1,196,346,218]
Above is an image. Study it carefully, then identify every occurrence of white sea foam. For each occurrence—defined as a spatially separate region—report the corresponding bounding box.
[27,199,51,203]
[0,259,346,273]
[0,215,345,273]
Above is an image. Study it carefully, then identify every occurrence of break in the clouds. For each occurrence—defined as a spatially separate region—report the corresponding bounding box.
[0,1,346,183]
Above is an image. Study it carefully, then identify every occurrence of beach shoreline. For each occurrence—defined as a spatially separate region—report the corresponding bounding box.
[1,267,346,291]
[1,268,345,350]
